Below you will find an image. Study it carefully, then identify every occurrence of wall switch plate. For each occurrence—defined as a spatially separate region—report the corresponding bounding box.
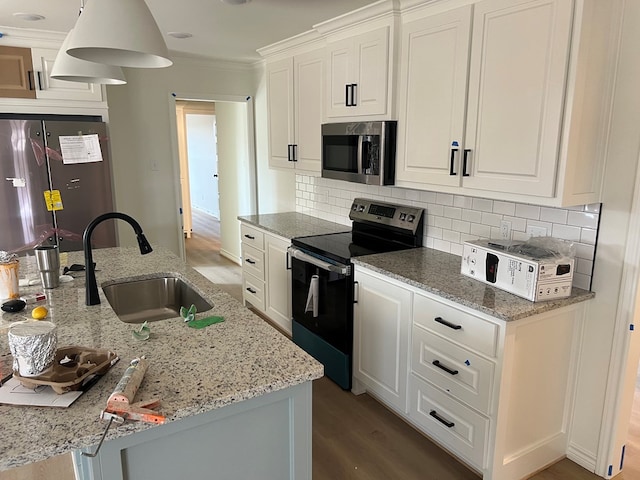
[500,220,512,240]
[527,225,548,237]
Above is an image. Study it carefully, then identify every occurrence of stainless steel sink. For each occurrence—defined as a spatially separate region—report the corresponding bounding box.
[103,276,213,323]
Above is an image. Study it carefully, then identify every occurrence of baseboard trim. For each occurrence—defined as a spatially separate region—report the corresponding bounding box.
[220,249,241,266]
[567,442,598,473]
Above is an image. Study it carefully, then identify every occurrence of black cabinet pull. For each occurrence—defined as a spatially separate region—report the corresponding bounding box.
[292,144,297,162]
[245,259,256,265]
[37,71,43,91]
[462,149,471,176]
[286,251,291,270]
[353,281,359,304]
[430,410,455,428]
[244,234,255,240]
[432,360,459,376]
[434,316,462,330]
[27,71,35,91]
[246,287,257,294]
[351,83,357,106]
[287,144,293,162]
[449,148,458,175]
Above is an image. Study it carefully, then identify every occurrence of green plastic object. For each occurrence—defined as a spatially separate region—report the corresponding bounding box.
[187,316,224,329]
[180,304,197,322]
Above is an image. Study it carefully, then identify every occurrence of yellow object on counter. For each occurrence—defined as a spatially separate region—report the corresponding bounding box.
[31,306,48,320]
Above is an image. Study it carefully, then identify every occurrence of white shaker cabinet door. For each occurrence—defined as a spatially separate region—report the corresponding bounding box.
[353,269,412,414]
[265,233,292,335]
[294,50,324,173]
[395,6,472,188]
[462,0,573,196]
[266,58,295,169]
[31,47,104,101]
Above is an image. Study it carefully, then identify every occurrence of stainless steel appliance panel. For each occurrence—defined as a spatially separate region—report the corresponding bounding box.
[44,121,116,252]
[0,119,55,253]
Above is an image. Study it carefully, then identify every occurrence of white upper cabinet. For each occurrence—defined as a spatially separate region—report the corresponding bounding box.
[395,0,620,207]
[325,26,391,118]
[395,6,473,188]
[31,47,104,102]
[266,49,323,173]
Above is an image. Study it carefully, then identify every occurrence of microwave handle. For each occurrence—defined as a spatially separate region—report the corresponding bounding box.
[357,135,364,174]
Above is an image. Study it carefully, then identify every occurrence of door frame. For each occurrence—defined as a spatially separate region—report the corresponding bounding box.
[167,92,257,261]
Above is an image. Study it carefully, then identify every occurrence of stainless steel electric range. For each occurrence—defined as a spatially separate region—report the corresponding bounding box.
[288,198,425,389]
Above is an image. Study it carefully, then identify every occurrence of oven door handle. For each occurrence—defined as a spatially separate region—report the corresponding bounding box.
[287,246,350,275]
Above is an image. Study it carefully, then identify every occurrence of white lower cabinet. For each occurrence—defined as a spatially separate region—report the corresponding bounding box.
[353,269,412,414]
[353,265,585,480]
[240,222,292,335]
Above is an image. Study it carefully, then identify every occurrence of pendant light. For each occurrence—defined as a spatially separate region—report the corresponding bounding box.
[66,0,172,69]
[51,29,126,85]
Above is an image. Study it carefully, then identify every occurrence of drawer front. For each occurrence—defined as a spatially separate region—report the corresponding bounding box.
[414,293,499,358]
[241,224,265,250]
[243,274,265,312]
[242,244,265,280]
[412,326,494,413]
[409,374,488,470]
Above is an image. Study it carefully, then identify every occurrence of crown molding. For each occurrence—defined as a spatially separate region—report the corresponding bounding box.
[0,26,65,48]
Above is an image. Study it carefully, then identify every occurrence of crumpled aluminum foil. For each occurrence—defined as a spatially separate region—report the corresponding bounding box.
[0,251,18,264]
[8,321,58,377]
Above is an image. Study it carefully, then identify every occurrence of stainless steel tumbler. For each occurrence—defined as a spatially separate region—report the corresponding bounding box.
[34,245,60,289]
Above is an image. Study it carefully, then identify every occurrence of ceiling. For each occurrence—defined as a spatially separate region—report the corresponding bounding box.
[0,0,381,63]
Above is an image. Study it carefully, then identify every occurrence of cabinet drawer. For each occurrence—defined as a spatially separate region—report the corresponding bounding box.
[412,326,494,413]
[414,293,499,358]
[409,374,488,470]
[241,244,265,280]
[243,274,265,312]
[241,224,264,250]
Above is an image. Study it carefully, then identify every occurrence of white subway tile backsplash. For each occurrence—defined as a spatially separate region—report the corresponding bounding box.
[581,228,597,245]
[472,197,493,212]
[551,224,582,242]
[454,195,473,209]
[294,175,600,290]
[515,204,541,220]
[493,201,516,216]
[568,211,599,229]
[443,206,462,219]
[540,207,568,224]
[462,209,483,223]
[436,192,454,206]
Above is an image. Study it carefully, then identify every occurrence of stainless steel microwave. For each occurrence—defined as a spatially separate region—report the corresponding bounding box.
[321,121,396,185]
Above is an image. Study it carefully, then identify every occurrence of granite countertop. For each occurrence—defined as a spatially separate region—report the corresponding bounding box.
[0,247,323,471]
[238,212,350,240]
[352,248,594,322]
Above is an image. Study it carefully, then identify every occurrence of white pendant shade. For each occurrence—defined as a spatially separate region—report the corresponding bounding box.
[51,30,126,85]
[66,0,172,68]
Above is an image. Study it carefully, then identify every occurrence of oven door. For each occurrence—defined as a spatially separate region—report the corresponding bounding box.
[289,249,353,389]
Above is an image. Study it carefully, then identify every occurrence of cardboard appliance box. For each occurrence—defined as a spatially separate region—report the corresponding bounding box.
[460,240,574,302]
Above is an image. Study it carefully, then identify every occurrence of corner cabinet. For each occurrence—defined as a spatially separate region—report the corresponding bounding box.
[266,49,324,173]
[240,223,292,335]
[395,0,620,207]
[352,265,586,480]
[325,26,391,118]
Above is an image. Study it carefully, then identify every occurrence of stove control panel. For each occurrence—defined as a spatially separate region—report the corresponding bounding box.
[350,198,424,234]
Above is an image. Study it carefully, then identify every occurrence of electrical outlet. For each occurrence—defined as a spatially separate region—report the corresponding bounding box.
[500,220,512,240]
[527,225,548,237]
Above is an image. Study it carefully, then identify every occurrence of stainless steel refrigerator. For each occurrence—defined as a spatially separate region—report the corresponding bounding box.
[0,115,117,254]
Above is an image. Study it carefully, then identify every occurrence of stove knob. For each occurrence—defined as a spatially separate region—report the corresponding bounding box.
[358,205,365,212]
[407,215,415,223]
[352,203,358,211]
[399,213,407,221]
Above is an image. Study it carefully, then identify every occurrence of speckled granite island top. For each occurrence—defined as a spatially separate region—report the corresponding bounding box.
[0,247,323,471]
[353,248,594,322]
[238,212,350,239]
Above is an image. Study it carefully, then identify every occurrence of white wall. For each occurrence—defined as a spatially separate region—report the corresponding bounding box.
[186,113,218,217]
[216,101,252,263]
[105,57,257,255]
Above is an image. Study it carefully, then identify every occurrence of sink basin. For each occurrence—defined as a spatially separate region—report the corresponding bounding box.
[103,276,213,323]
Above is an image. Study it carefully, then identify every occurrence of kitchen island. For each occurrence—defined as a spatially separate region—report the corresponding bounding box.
[0,247,323,479]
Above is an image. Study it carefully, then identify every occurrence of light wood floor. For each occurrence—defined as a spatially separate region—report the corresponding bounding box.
[2,209,639,480]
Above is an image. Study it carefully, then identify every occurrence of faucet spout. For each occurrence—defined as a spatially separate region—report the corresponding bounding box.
[83,212,153,306]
